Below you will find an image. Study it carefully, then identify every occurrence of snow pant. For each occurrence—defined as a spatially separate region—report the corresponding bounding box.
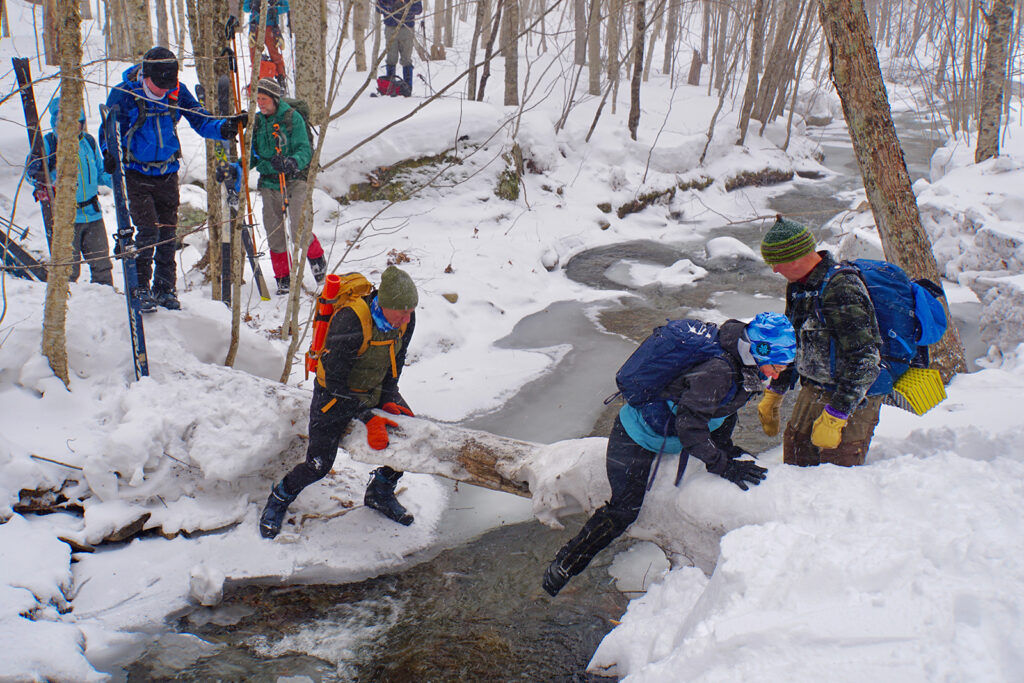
[282,384,360,496]
[70,218,113,285]
[249,24,286,80]
[783,383,882,467]
[551,416,656,579]
[124,170,179,292]
[259,180,325,279]
[384,24,415,68]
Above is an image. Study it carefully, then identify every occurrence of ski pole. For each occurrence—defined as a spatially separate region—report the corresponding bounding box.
[272,122,289,219]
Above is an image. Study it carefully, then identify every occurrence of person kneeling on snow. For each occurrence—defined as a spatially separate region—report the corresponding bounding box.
[542,313,796,597]
[260,266,420,539]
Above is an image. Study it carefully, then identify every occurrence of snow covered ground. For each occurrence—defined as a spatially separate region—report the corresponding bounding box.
[2,1,1024,680]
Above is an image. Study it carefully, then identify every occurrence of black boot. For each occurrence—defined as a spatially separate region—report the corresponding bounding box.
[134,287,157,313]
[542,508,624,596]
[152,287,181,310]
[364,466,413,526]
[259,482,298,539]
[402,66,413,96]
[275,276,290,296]
[308,256,327,285]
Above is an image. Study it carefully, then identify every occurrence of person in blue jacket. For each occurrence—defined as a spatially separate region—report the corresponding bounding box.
[376,0,422,94]
[541,313,796,597]
[27,97,113,285]
[100,46,246,311]
[241,0,290,91]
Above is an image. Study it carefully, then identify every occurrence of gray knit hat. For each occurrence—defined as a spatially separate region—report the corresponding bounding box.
[761,215,817,265]
[378,266,418,310]
[255,77,282,102]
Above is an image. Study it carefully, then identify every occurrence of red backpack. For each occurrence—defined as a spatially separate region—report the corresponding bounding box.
[376,76,411,97]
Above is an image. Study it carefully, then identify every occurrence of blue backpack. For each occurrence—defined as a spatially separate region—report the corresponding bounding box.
[813,259,948,396]
[615,319,734,436]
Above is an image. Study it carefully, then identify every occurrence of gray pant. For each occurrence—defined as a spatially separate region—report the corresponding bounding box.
[384,24,414,67]
[72,219,113,285]
[260,180,311,255]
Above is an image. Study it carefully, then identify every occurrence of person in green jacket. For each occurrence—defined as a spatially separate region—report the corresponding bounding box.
[250,78,327,295]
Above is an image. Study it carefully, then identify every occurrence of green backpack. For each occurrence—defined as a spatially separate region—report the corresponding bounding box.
[282,97,316,152]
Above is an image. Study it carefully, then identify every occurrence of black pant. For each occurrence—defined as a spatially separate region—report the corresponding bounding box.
[125,170,179,291]
[283,385,360,495]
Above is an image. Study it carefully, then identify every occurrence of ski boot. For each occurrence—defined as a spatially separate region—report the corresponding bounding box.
[152,287,181,310]
[135,288,157,313]
[276,276,290,296]
[308,256,327,285]
[259,482,297,539]
[364,466,413,526]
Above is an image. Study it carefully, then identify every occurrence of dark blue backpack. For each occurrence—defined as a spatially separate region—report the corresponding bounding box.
[615,319,733,436]
[815,259,948,396]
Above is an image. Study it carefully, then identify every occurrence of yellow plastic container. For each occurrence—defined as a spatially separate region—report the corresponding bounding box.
[885,367,947,415]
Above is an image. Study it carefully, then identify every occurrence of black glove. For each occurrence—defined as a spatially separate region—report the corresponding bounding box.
[270,154,299,175]
[220,113,248,139]
[709,458,767,491]
[103,153,117,174]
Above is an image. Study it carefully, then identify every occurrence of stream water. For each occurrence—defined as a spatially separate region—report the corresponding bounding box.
[123,115,983,681]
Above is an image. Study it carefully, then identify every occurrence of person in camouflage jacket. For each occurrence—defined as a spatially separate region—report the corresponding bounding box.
[757,215,882,467]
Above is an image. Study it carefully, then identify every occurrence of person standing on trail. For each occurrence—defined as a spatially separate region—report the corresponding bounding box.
[242,0,290,92]
[101,46,246,312]
[757,215,883,467]
[543,313,795,597]
[260,266,420,539]
[376,0,422,95]
[249,78,327,295]
[27,97,113,286]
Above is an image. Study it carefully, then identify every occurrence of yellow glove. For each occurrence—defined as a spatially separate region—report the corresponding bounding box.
[811,408,848,450]
[757,390,784,436]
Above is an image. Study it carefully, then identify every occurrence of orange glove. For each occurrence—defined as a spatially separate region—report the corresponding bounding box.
[364,415,399,450]
[382,402,414,417]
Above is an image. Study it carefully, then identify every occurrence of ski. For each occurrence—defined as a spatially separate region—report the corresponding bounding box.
[222,41,272,301]
[100,105,150,380]
[12,57,55,252]
[0,222,47,282]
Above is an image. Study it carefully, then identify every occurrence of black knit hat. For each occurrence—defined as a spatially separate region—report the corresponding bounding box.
[761,215,817,265]
[142,46,178,89]
[255,78,282,102]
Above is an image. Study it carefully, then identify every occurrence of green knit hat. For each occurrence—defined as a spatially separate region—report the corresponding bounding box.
[378,266,418,309]
[761,215,817,265]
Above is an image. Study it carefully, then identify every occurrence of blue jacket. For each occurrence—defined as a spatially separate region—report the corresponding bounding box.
[376,0,421,27]
[243,0,289,27]
[100,65,226,177]
[27,98,110,224]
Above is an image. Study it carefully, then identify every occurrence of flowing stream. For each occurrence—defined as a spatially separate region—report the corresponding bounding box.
[123,115,983,681]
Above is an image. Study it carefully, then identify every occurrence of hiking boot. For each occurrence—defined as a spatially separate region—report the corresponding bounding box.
[135,288,157,313]
[259,482,297,539]
[276,276,290,296]
[308,256,327,285]
[542,559,571,597]
[152,287,181,310]
[402,66,413,96]
[364,467,413,526]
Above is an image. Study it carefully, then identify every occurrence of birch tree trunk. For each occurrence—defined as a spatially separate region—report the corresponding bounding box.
[353,0,367,71]
[737,0,766,145]
[503,0,519,105]
[292,0,327,125]
[975,0,1014,163]
[587,0,601,94]
[42,0,84,387]
[627,0,644,139]
[817,0,967,380]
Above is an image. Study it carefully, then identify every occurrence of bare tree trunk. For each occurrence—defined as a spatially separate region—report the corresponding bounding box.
[737,0,766,145]
[43,0,58,65]
[818,0,967,380]
[126,0,151,57]
[43,0,84,387]
[627,0,644,139]
[752,0,801,123]
[587,0,601,94]
[293,0,327,125]
[433,0,443,48]
[467,0,486,98]
[503,0,519,105]
[154,0,168,45]
[573,0,586,64]
[444,0,453,46]
[975,0,1014,162]
[712,0,729,91]
[662,0,677,75]
[476,0,502,100]
[353,0,367,71]
[606,0,621,83]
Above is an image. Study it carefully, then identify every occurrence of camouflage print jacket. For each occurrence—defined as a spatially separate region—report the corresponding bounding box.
[774,251,881,415]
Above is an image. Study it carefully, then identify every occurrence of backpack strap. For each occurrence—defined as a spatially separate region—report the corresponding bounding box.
[122,92,182,173]
[349,297,373,356]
